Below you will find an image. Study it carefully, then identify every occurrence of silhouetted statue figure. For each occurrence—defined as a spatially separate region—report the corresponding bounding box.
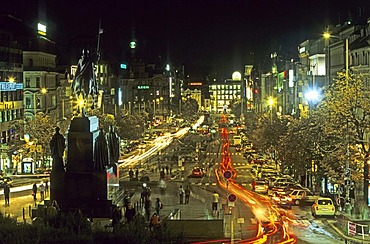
[94,129,109,172]
[50,127,66,170]
[106,126,120,176]
[71,49,99,113]
[107,126,120,164]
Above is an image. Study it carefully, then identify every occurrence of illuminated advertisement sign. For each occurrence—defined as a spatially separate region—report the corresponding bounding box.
[137,85,149,90]
[0,82,23,91]
[37,23,46,36]
[188,82,202,86]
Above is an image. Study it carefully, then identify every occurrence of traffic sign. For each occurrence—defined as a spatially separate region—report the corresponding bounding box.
[228,193,237,202]
[224,170,232,179]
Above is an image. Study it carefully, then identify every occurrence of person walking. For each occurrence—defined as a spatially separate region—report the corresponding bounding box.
[3,183,10,206]
[124,202,136,223]
[45,180,49,197]
[149,213,160,230]
[185,186,191,204]
[144,196,152,221]
[39,182,45,201]
[135,168,139,180]
[212,191,220,215]
[252,179,256,192]
[32,182,38,201]
[129,169,134,181]
[155,198,163,215]
[158,179,166,195]
[179,185,185,204]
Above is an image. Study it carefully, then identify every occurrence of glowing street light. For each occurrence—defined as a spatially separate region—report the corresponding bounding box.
[323,31,349,78]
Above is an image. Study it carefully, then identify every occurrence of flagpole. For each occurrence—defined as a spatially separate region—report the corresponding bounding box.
[94,19,103,109]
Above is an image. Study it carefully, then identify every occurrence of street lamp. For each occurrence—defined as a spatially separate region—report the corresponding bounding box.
[267,96,275,124]
[323,32,349,78]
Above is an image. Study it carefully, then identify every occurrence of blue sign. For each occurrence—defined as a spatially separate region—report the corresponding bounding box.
[0,82,22,91]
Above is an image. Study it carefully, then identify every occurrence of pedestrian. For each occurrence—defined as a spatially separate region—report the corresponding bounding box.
[112,206,122,231]
[158,179,166,195]
[39,182,45,201]
[124,202,136,223]
[144,196,152,221]
[165,165,169,175]
[149,213,160,230]
[179,185,185,204]
[3,183,10,206]
[45,180,49,196]
[135,168,139,179]
[212,191,219,215]
[185,186,191,204]
[155,198,163,215]
[129,169,134,180]
[169,166,172,175]
[160,170,165,179]
[252,179,256,192]
[32,182,38,200]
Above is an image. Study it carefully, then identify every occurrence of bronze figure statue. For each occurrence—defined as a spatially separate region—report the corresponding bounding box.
[71,49,99,114]
[50,127,66,170]
[93,129,109,172]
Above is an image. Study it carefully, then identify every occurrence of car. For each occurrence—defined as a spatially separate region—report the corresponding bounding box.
[191,167,204,178]
[0,177,13,187]
[290,189,320,205]
[271,192,293,209]
[254,180,269,194]
[270,177,296,187]
[311,197,336,217]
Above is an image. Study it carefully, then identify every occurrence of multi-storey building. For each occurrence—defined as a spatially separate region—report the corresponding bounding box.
[0,15,24,172]
[209,78,242,113]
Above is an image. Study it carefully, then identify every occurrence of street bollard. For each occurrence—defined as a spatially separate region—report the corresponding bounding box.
[23,208,26,224]
[29,205,32,217]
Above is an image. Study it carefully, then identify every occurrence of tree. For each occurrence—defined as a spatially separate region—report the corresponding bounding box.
[181,98,199,120]
[116,109,146,140]
[8,113,56,168]
[317,72,370,204]
[228,99,242,119]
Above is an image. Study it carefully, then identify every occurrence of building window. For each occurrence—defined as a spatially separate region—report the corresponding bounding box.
[36,77,40,88]
[36,98,41,109]
[25,77,30,88]
[28,58,33,67]
[25,97,31,108]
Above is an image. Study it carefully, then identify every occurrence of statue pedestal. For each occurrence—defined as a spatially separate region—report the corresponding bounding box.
[54,116,113,218]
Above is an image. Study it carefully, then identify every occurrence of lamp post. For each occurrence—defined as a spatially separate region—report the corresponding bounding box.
[324,32,355,206]
[267,96,275,124]
[323,32,349,79]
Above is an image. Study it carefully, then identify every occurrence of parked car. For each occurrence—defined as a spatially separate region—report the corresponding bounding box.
[271,192,293,209]
[270,177,296,187]
[290,189,320,205]
[191,167,204,178]
[0,177,13,187]
[311,197,336,217]
[254,180,269,194]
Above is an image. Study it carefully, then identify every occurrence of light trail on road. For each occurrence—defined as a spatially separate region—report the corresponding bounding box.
[212,113,297,244]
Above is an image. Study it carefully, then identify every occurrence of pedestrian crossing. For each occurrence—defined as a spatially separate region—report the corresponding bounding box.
[206,152,243,156]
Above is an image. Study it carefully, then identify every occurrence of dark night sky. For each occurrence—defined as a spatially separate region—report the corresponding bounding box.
[3,0,370,79]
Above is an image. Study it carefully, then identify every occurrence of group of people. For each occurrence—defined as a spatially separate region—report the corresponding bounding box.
[32,180,49,201]
[178,185,191,204]
[128,168,139,181]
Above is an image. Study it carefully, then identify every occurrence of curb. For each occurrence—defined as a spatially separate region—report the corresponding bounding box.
[327,220,370,244]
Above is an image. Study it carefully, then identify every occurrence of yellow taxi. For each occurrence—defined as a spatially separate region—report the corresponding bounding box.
[311,197,335,217]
